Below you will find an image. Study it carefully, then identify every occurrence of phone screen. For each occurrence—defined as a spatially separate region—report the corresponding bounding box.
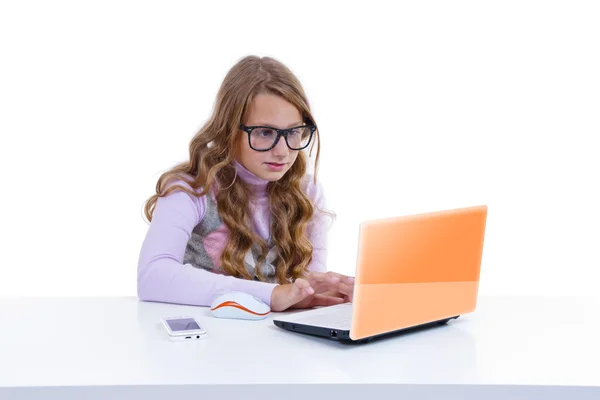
[166,318,201,332]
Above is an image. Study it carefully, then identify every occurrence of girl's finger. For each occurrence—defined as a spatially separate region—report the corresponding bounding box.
[306,275,338,293]
[311,294,346,307]
[337,282,353,296]
[323,272,354,288]
[294,278,314,295]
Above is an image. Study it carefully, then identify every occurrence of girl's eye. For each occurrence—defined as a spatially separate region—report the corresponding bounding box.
[256,128,275,137]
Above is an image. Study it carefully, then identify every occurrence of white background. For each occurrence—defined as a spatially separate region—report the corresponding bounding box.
[1,1,598,298]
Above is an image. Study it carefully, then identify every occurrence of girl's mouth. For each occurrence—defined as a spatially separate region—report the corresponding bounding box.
[265,162,285,171]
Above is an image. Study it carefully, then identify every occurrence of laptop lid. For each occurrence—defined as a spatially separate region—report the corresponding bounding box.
[350,205,488,340]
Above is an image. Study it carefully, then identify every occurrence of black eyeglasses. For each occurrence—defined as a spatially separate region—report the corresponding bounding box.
[240,123,316,152]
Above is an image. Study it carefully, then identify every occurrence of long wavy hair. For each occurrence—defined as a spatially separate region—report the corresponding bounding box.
[143,55,332,284]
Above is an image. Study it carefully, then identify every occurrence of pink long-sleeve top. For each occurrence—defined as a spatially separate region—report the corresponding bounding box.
[137,159,330,307]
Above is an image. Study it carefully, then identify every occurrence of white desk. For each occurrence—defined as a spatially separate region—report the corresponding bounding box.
[0,295,599,400]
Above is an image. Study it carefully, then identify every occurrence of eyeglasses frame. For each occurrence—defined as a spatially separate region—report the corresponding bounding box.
[239,123,317,152]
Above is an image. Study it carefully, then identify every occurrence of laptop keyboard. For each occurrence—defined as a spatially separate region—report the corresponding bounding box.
[285,303,353,330]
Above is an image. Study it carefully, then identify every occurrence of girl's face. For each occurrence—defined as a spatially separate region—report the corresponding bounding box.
[236,93,302,181]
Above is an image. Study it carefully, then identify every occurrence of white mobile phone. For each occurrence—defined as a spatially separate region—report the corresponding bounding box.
[161,316,207,341]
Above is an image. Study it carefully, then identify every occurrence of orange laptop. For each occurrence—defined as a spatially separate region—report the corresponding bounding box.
[273,205,488,343]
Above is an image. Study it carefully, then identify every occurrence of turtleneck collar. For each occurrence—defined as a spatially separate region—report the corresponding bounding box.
[233,159,269,196]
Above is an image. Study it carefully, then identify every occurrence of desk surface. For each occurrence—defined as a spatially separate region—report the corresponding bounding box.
[0,295,599,399]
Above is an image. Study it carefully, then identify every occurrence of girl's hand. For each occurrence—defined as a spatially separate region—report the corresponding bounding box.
[270,278,316,312]
[269,271,355,312]
[303,271,355,303]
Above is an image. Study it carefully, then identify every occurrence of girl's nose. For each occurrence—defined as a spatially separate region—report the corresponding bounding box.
[272,135,289,156]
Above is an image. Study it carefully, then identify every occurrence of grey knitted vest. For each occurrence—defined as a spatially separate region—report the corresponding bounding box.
[183,190,280,283]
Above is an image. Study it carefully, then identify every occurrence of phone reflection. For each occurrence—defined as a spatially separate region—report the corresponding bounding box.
[133,300,209,383]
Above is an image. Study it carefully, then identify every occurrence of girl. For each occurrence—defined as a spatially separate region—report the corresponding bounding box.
[137,55,354,312]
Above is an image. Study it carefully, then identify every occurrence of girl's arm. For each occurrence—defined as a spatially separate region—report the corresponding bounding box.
[137,186,278,307]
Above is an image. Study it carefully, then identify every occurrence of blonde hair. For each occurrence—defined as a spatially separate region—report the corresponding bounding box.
[143,55,331,284]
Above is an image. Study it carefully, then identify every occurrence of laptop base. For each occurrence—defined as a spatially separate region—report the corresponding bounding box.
[273,315,460,344]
